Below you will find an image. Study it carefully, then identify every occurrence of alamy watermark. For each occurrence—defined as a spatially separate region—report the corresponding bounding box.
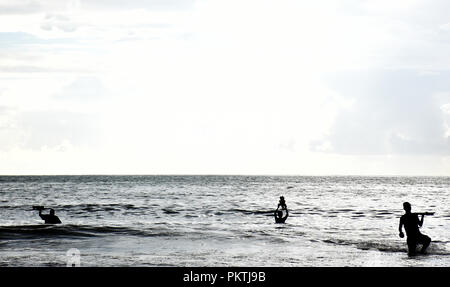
[66,248,80,267]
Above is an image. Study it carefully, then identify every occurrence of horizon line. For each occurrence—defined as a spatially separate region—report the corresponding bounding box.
[0,173,449,177]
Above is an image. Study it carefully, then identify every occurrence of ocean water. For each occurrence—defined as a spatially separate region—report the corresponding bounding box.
[0,175,449,267]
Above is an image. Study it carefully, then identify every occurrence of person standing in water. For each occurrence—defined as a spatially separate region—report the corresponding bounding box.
[277,196,287,210]
[398,202,431,256]
[274,196,288,223]
[274,209,289,223]
[33,206,62,224]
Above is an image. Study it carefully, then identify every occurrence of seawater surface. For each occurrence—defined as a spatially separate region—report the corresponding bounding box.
[0,175,449,266]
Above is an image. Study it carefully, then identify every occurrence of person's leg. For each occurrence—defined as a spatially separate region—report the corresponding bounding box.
[407,238,417,256]
[419,234,431,254]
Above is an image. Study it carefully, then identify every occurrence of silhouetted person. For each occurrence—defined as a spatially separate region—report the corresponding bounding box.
[274,209,289,223]
[399,202,431,256]
[38,208,62,224]
[274,196,288,223]
[277,196,287,210]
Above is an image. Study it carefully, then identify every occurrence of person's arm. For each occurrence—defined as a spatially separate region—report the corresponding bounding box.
[38,210,45,220]
[399,217,404,238]
[38,210,51,221]
[418,214,424,227]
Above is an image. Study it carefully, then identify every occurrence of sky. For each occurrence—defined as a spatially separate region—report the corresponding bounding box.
[0,0,449,176]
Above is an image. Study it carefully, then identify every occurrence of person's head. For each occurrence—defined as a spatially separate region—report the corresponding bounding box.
[403,202,411,213]
[277,210,283,218]
[50,209,55,216]
[280,196,285,202]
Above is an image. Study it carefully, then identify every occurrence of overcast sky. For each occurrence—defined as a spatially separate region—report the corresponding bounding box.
[1,0,449,175]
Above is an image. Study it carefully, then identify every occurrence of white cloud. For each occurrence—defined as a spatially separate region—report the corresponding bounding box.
[314,70,450,155]
[0,108,102,151]
[55,76,109,100]
[0,1,42,15]
[40,13,79,32]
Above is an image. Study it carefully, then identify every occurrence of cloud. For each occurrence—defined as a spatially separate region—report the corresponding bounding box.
[0,32,42,48]
[0,106,25,151]
[14,110,101,150]
[55,76,108,100]
[0,65,79,73]
[79,0,196,11]
[312,69,450,155]
[0,32,76,49]
[0,0,42,15]
[40,14,79,32]
[0,105,101,152]
[0,79,105,152]
[0,32,95,76]
[0,0,196,16]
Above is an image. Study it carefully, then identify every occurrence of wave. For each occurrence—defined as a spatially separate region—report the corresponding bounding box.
[0,203,143,212]
[62,203,141,211]
[1,204,399,219]
[226,208,275,216]
[323,238,408,253]
[162,208,180,214]
[0,224,182,240]
[322,238,450,255]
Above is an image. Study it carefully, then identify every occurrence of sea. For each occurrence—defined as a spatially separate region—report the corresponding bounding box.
[0,175,449,267]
